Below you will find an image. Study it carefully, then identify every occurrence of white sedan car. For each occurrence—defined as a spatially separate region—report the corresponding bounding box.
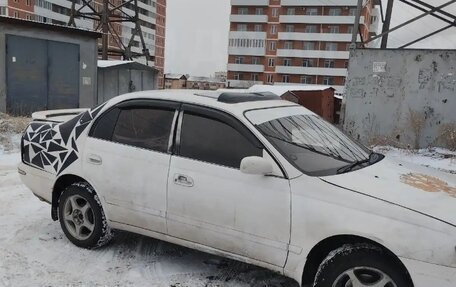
[18,90,456,287]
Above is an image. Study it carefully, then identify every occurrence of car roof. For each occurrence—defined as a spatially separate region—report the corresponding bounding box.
[106,89,302,117]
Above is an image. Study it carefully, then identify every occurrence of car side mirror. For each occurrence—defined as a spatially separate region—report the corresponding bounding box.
[240,156,273,175]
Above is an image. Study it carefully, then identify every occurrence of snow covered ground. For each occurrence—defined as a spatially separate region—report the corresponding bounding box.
[0,134,455,286]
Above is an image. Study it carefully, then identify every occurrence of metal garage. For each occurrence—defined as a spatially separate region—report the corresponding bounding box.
[0,17,101,116]
[97,60,159,104]
[6,35,80,115]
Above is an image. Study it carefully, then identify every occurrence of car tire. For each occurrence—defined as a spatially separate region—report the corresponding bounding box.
[313,243,411,287]
[58,182,113,249]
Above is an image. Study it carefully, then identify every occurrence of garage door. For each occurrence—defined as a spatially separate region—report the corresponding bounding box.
[47,41,80,110]
[6,35,48,115]
[6,35,80,115]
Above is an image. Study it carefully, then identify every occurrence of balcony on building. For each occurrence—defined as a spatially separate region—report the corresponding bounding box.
[281,0,359,6]
[276,66,348,77]
[278,32,360,42]
[280,15,365,25]
[231,0,269,6]
[227,64,265,73]
[229,31,267,39]
[277,49,350,60]
[230,14,268,23]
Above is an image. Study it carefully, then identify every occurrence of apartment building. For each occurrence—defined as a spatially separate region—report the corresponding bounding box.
[0,0,166,87]
[227,0,380,93]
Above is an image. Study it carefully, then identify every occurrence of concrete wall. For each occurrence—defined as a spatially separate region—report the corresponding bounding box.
[97,68,158,104]
[0,23,98,113]
[344,49,456,149]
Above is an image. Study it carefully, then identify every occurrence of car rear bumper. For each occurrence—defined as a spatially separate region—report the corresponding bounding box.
[18,162,54,204]
[401,257,456,287]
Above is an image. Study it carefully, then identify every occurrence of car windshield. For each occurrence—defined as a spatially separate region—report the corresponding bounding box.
[246,106,372,176]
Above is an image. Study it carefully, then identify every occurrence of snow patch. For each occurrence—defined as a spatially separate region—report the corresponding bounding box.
[375,146,456,174]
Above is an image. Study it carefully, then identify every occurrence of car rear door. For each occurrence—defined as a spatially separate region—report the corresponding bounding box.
[83,100,179,234]
[166,104,291,267]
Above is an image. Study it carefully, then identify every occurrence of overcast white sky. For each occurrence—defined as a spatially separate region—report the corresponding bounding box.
[164,0,456,77]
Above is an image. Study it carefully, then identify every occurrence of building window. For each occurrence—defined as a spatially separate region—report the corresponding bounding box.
[284,58,291,66]
[268,58,275,67]
[349,8,357,16]
[0,7,6,15]
[268,41,276,51]
[252,57,260,65]
[324,59,335,68]
[238,7,248,15]
[13,11,19,18]
[237,24,247,31]
[272,8,279,18]
[26,0,31,5]
[254,24,262,32]
[371,16,378,25]
[284,41,293,49]
[235,57,244,64]
[328,8,341,16]
[300,76,313,84]
[286,8,295,15]
[282,75,290,83]
[26,14,32,20]
[323,77,334,85]
[306,8,318,16]
[252,74,259,81]
[325,42,338,51]
[234,73,241,81]
[285,25,294,32]
[328,26,339,33]
[303,59,314,67]
[270,25,277,35]
[267,74,274,84]
[303,42,315,50]
[255,8,263,15]
[305,25,317,33]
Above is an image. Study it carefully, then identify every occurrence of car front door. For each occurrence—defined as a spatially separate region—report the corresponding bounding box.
[83,100,179,234]
[167,104,291,267]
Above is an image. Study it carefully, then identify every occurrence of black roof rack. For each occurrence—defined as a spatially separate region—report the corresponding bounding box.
[217,92,281,104]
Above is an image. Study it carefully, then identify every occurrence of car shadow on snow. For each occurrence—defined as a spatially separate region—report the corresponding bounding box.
[97,230,299,287]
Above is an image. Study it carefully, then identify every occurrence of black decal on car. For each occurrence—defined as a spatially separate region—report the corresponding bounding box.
[22,107,103,175]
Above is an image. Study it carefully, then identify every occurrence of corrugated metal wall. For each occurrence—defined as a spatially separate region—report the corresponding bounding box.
[97,68,157,104]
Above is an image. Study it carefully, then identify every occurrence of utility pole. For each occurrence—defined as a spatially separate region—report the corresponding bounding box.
[101,0,109,60]
[351,0,364,49]
[381,0,395,48]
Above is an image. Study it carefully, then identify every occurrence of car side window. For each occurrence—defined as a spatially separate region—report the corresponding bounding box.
[91,108,120,141]
[179,113,262,168]
[111,108,175,153]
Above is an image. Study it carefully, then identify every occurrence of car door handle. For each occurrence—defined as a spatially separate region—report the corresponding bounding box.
[88,154,102,165]
[173,174,194,187]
